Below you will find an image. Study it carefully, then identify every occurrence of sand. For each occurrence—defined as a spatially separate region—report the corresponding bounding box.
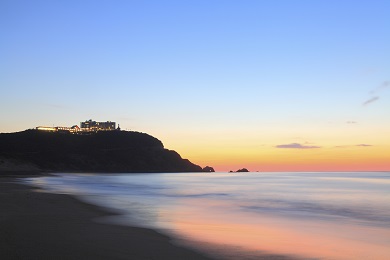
[0,177,212,260]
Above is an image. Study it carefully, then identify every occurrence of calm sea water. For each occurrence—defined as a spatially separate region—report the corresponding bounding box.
[25,172,390,259]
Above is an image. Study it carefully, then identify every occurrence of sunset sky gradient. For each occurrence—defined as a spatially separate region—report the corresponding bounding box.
[1,0,389,171]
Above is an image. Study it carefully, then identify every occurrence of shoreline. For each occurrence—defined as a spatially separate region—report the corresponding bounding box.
[0,177,213,259]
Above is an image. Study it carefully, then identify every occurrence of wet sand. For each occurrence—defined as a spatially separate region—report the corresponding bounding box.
[0,177,212,260]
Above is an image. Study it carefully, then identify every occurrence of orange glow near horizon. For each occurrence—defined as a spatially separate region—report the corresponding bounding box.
[171,141,390,172]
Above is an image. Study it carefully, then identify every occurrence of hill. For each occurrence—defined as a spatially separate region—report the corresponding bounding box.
[0,130,203,174]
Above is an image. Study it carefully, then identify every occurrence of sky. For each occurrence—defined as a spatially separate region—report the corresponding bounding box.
[1,0,389,171]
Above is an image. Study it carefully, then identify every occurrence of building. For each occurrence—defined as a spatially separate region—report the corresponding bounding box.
[36,126,57,132]
[36,120,117,134]
[80,119,116,132]
[36,125,80,133]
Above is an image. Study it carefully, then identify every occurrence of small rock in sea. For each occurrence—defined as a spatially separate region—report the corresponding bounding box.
[236,168,249,172]
[202,166,215,172]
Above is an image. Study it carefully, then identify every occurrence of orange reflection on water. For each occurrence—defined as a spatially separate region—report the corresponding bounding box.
[165,200,390,260]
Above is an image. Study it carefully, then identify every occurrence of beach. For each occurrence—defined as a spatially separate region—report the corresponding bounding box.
[0,177,212,260]
[2,172,389,260]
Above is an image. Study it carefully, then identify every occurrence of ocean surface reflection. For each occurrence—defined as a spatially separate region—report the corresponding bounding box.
[25,172,390,259]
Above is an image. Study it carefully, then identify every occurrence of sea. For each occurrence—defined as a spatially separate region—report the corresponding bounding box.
[24,172,390,260]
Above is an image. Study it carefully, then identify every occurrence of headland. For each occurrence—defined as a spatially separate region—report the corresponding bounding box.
[0,120,205,174]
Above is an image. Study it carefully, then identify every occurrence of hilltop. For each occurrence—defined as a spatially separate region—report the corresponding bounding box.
[0,130,203,174]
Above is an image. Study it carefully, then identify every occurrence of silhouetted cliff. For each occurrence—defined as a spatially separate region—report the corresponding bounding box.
[0,130,203,173]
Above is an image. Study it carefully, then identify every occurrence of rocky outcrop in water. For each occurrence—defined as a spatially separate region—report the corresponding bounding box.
[236,168,249,172]
[202,166,215,172]
[229,168,250,173]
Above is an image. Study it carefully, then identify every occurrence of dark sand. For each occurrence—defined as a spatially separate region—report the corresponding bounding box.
[0,178,213,260]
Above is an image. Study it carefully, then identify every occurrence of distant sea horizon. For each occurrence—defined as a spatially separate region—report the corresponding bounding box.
[24,171,390,260]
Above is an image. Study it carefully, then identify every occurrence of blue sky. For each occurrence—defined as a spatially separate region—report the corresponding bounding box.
[1,1,389,170]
